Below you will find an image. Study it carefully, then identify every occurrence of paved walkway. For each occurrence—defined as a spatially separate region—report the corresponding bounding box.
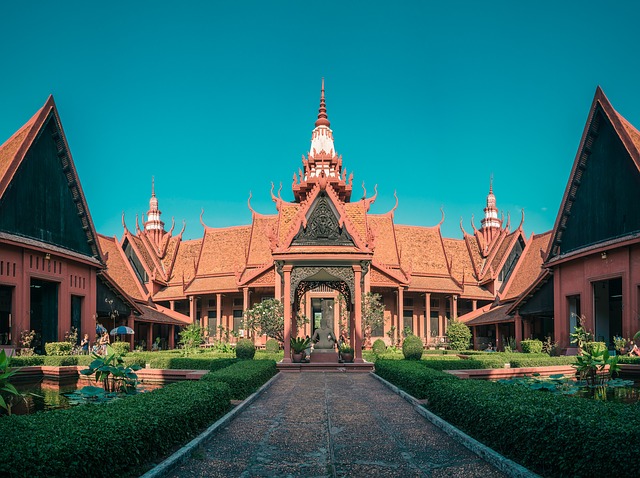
[168,373,506,478]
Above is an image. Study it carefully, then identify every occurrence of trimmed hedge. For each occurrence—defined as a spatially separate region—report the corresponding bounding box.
[402,335,423,360]
[202,359,277,400]
[110,341,130,356]
[235,338,256,360]
[376,360,640,477]
[372,339,387,354]
[0,379,232,477]
[520,339,543,354]
[123,351,236,370]
[10,355,94,367]
[265,338,280,353]
[44,342,73,356]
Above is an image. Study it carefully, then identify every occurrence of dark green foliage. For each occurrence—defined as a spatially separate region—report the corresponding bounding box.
[521,339,543,354]
[44,342,73,356]
[0,380,231,477]
[235,338,256,360]
[11,355,94,367]
[202,359,277,400]
[585,341,607,355]
[110,341,130,356]
[375,359,457,397]
[508,355,577,368]
[445,321,471,350]
[254,350,284,362]
[376,360,640,477]
[265,338,280,353]
[122,351,235,370]
[617,356,640,364]
[372,339,387,354]
[402,335,423,360]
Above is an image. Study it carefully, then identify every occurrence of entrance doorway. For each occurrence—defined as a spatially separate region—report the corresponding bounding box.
[30,279,59,353]
[593,278,622,346]
[0,286,12,345]
[311,298,335,338]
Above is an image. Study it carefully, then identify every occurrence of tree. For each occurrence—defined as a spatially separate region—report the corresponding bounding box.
[179,324,204,354]
[244,299,307,343]
[362,292,385,347]
[446,320,472,351]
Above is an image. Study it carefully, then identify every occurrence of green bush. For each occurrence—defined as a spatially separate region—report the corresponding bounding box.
[265,338,280,353]
[110,341,130,356]
[0,379,231,477]
[372,339,387,354]
[402,335,423,360]
[202,359,277,400]
[235,338,256,360]
[585,341,607,354]
[520,339,543,354]
[123,351,235,369]
[376,360,640,477]
[44,342,73,356]
[11,355,95,367]
[446,321,472,350]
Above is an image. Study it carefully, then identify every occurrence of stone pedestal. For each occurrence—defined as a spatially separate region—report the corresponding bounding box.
[310,351,339,363]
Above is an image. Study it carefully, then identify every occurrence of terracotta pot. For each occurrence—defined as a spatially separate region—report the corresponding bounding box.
[341,352,354,363]
[292,353,303,363]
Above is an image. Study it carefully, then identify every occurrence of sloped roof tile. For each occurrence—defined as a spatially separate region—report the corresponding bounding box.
[395,225,448,274]
[98,234,145,301]
[169,239,202,283]
[502,231,552,301]
[442,238,476,283]
[198,226,251,275]
[368,215,400,266]
[246,216,277,266]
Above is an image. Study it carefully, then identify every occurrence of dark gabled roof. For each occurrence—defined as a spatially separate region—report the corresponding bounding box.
[0,96,103,261]
[547,87,640,263]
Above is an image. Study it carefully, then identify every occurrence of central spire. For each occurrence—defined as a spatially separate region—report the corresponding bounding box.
[315,78,330,128]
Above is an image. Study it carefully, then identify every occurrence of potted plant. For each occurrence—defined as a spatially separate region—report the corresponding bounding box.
[613,335,628,355]
[339,343,354,363]
[290,336,310,363]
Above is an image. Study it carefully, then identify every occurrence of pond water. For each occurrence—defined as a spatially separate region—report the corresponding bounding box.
[11,380,160,415]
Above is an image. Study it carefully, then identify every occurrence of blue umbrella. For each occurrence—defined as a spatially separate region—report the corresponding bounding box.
[110,326,134,335]
[96,324,107,334]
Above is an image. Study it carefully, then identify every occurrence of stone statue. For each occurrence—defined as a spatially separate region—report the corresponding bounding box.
[311,318,336,350]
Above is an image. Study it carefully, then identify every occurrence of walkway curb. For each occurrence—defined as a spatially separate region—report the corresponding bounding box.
[371,373,539,478]
[140,372,282,478]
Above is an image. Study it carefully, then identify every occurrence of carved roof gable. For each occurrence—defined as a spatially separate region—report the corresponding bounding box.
[291,191,354,246]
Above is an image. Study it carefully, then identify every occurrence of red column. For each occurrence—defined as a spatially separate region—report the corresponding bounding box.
[425,293,431,346]
[472,326,478,350]
[168,325,175,349]
[146,324,153,351]
[189,296,196,324]
[127,316,134,350]
[216,293,222,337]
[452,295,458,320]
[354,265,363,362]
[282,266,292,363]
[243,287,249,339]
[472,300,477,311]
[495,324,501,351]
[523,318,532,339]
[397,287,404,342]
[515,312,523,352]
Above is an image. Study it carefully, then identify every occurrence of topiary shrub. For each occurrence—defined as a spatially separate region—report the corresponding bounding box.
[265,338,280,353]
[521,339,543,354]
[446,321,472,350]
[44,342,73,356]
[235,339,256,360]
[402,335,423,360]
[111,341,130,356]
[372,338,387,354]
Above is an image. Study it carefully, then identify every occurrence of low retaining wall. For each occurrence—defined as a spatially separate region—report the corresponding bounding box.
[445,365,576,380]
[13,366,208,384]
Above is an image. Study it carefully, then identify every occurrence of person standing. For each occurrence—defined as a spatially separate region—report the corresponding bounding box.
[80,334,90,355]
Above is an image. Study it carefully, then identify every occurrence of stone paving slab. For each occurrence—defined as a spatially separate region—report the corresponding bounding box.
[166,373,507,478]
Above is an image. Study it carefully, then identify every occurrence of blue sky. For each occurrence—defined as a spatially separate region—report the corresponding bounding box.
[2,1,640,241]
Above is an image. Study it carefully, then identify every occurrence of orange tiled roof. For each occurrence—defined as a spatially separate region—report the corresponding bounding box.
[246,215,277,266]
[461,303,513,326]
[169,239,202,283]
[502,231,552,301]
[408,275,461,292]
[395,225,448,274]
[442,238,476,283]
[197,226,251,275]
[368,215,400,266]
[129,234,155,273]
[344,202,367,242]
[186,275,239,293]
[98,235,146,301]
[0,120,37,186]
[161,235,181,275]
[286,245,361,254]
[461,284,495,300]
[136,303,191,325]
[464,234,484,273]
[153,284,186,300]
[277,203,300,245]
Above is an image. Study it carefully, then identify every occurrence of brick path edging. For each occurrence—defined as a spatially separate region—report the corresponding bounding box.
[140,373,282,478]
[370,373,540,478]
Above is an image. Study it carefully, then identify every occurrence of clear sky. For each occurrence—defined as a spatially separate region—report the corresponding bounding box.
[2,1,640,241]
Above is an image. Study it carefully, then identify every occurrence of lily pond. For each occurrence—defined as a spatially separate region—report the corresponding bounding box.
[13,380,160,415]
[499,373,640,403]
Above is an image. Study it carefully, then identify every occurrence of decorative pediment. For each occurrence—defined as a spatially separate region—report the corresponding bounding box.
[291,192,354,246]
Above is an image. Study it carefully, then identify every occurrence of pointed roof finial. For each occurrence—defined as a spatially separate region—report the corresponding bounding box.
[152,176,155,197]
[489,173,493,194]
[315,78,330,128]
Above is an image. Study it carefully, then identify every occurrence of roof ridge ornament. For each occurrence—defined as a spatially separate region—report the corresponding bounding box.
[315,78,330,128]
